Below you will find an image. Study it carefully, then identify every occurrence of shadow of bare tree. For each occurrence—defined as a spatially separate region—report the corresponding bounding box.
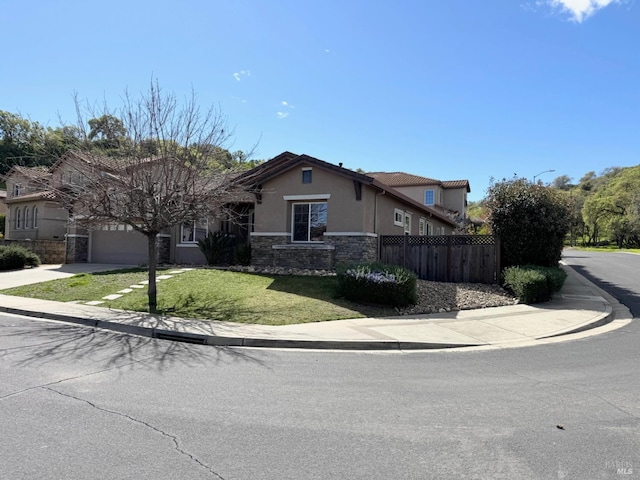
[0,318,270,373]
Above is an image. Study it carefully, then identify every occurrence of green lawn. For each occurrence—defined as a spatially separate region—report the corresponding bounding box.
[0,268,397,325]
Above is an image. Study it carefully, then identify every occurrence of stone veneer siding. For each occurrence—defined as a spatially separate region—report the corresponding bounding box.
[157,235,170,264]
[0,239,66,264]
[325,235,378,266]
[251,235,379,270]
[66,235,89,263]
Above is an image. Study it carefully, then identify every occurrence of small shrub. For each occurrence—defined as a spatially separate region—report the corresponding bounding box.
[197,231,235,265]
[337,262,417,307]
[0,245,41,270]
[529,265,567,292]
[502,265,567,303]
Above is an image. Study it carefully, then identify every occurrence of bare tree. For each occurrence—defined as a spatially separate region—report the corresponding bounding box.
[52,81,249,312]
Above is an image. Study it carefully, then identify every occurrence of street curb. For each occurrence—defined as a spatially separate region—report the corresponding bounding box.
[1,302,613,350]
[0,262,619,350]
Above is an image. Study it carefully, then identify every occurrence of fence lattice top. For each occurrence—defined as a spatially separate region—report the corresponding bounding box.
[380,235,496,246]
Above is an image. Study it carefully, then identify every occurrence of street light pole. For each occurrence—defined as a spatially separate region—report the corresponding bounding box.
[533,169,555,183]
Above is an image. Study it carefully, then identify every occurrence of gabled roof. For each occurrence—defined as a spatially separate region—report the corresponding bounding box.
[5,190,58,204]
[241,152,457,227]
[2,165,51,182]
[369,171,470,192]
[367,172,441,187]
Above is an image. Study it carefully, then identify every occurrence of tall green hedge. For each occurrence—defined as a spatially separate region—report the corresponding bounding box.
[486,178,572,268]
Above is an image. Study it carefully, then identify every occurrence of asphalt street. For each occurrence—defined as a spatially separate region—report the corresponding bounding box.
[0,250,638,479]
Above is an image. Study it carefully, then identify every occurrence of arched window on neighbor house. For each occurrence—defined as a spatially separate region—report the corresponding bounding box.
[33,206,39,228]
[25,207,31,229]
[15,208,21,229]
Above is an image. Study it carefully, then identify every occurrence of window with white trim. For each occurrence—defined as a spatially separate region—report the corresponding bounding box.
[181,220,208,243]
[419,218,426,236]
[394,208,404,227]
[426,221,434,235]
[424,189,435,206]
[292,202,327,242]
[404,212,412,234]
[33,206,38,228]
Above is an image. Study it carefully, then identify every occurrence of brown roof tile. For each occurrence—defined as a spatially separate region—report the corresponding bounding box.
[367,172,441,187]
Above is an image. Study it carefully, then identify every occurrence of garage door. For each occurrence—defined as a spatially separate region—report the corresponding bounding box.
[89,226,149,264]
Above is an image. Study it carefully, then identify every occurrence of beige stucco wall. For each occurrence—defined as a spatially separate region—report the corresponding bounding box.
[5,201,68,240]
[254,164,368,235]
[391,184,466,214]
[442,188,467,214]
[392,185,442,207]
[373,193,452,235]
[253,165,453,239]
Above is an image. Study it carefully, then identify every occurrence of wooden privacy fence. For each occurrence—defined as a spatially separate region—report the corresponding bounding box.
[379,235,500,284]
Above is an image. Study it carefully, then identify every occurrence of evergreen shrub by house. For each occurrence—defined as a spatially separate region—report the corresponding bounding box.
[197,231,236,265]
[502,265,567,304]
[337,262,417,307]
[0,245,41,270]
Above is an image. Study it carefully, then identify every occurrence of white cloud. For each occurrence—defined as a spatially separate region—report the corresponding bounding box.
[543,0,620,22]
[276,112,289,119]
[233,70,251,82]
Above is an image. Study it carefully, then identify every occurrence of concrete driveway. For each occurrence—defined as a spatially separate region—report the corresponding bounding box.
[0,264,136,290]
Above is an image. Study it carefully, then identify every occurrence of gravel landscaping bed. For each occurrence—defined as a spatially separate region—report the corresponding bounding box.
[228,265,519,315]
[397,279,519,315]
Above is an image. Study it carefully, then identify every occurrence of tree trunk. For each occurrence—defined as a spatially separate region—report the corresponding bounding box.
[147,233,158,313]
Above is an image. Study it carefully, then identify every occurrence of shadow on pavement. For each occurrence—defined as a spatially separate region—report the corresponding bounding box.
[0,319,271,372]
[568,264,639,318]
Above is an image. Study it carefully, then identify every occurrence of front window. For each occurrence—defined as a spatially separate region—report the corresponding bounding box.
[181,221,208,243]
[419,218,426,236]
[424,189,435,206]
[302,168,312,184]
[292,202,327,242]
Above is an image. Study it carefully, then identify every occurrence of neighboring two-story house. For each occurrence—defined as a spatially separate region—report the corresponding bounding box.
[3,165,68,242]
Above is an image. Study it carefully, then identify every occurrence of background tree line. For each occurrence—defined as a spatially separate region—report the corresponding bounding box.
[0,109,261,179]
[465,165,640,249]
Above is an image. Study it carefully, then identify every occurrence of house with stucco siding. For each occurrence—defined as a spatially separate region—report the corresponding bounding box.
[239,152,469,270]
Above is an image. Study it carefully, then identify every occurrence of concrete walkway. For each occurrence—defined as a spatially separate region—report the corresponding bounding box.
[0,262,622,350]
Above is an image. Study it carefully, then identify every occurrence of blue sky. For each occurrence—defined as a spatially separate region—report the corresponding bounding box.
[1,0,638,200]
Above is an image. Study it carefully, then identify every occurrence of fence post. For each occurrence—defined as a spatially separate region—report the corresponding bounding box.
[403,233,408,269]
[495,236,501,283]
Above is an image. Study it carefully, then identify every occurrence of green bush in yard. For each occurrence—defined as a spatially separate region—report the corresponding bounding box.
[502,265,567,304]
[197,231,235,265]
[0,245,41,270]
[337,262,417,307]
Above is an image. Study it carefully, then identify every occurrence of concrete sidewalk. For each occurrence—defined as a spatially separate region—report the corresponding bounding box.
[0,262,618,350]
